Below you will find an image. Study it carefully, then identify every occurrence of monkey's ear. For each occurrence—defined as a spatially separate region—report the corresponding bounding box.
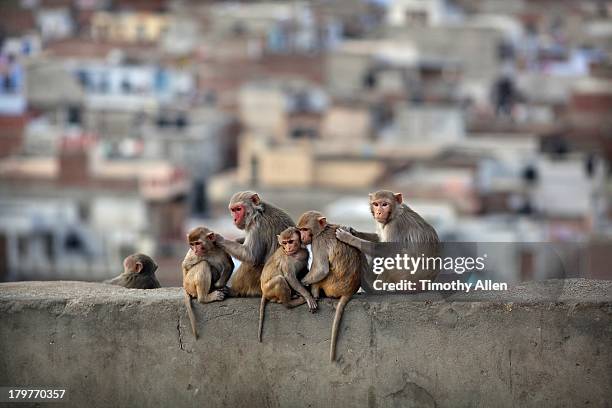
[394,193,403,204]
[317,216,327,227]
[206,232,215,241]
[134,261,144,274]
[251,193,260,205]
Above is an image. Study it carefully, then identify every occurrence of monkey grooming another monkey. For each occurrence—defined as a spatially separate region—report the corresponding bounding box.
[297,211,366,362]
[212,191,294,297]
[182,226,234,339]
[105,253,161,289]
[258,227,317,342]
[336,190,439,292]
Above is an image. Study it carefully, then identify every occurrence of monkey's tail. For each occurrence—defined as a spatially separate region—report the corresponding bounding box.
[330,295,351,362]
[184,290,198,339]
[258,296,267,343]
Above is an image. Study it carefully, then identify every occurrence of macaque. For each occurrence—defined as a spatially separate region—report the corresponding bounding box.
[105,253,161,289]
[212,191,294,297]
[335,190,439,292]
[297,211,366,362]
[258,227,317,342]
[182,226,234,339]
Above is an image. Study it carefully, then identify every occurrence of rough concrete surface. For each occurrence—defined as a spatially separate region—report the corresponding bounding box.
[0,279,611,408]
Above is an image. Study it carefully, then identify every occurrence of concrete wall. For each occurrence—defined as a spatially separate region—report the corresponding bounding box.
[0,279,611,408]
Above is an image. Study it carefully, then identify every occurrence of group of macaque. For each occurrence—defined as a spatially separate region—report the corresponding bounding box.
[106,190,439,362]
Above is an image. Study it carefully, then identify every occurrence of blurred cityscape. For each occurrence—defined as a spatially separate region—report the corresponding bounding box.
[1,0,611,286]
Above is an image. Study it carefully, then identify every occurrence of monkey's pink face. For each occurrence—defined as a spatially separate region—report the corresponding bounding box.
[281,233,301,255]
[371,199,392,224]
[190,240,206,257]
[230,203,247,230]
[298,228,313,245]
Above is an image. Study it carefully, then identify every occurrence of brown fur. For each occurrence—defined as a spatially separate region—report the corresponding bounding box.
[336,190,439,291]
[297,211,365,362]
[105,253,161,289]
[182,227,234,339]
[258,227,316,342]
[215,191,295,297]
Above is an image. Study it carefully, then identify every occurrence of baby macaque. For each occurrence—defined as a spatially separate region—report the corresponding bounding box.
[258,227,317,342]
[105,253,161,289]
[182,226,234,339]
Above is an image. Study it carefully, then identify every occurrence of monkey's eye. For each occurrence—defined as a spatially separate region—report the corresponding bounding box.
[382,202,388,207]
[287,240,294,244]
[373,202,379,207]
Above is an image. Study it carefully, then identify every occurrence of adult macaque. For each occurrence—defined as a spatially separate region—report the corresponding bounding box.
[297,211,365,362]
[182,226,234,339]
[105,253,161,289]
[336,190,439,292]
[259,227,316,342]
[213,191,294,297]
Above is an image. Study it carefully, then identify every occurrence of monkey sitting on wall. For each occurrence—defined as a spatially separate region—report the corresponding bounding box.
[297,211,367,362]
[335,190,439,292]
[182,226,234,339]
[258,227,317,342]
[212,191,295,297]
[105,253,161,289]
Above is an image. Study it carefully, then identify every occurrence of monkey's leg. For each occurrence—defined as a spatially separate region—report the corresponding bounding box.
[184,291,198,339]
[228,264,262,297]
[330,295,351,362]
[285,297,306,308]
[196,268,225,303]
[258,296,267,342]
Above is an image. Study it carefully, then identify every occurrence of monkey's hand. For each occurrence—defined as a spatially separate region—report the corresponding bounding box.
[336,228,358,246]
[305,295,318,313]
[215,285,230,295]
[211,290,226,301]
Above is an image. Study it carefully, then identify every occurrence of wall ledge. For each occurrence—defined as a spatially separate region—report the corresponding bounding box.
[1,279,611,407]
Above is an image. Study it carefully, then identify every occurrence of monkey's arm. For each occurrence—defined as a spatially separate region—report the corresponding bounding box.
[286,268,317,311]
[301,243,330,285]
[216,239,258,264]
[350,228,379,242]
[336,229,378,256]
[214,258,233,288]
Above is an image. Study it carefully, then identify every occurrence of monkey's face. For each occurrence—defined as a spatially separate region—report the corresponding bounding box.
[298,227,313,245]
[189,238,212,257]
[370,198,393,224]
[297,211,326,244]
[229,202,247,230]
[280,232,301,255]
